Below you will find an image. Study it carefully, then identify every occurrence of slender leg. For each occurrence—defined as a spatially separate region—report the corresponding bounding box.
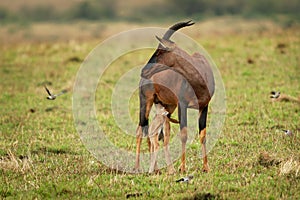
[153,135,159,172]
[134,126,143,171]
[149,136,154,173]
[134,90,153,171]
[148,136,159,173]
[199,105,209,172]
[163,118,176,174]
[147,137,151,152]
[178,103,188,173]
[149,134,159,174]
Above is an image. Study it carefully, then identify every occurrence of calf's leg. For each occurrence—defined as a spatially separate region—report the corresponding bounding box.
[163,118,176,174]
[148,134,159,173]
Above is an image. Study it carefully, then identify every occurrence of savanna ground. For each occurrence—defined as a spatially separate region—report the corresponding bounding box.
[0,18,300,199]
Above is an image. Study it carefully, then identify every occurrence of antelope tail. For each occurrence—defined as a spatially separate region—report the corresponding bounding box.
[169,117,179,124]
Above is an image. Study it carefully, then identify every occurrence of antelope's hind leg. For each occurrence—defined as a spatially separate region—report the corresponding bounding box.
[134,88,154,172]
[134,126,143,171]
[199,105,209,172]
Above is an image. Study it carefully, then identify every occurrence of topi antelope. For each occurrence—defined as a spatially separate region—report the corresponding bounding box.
[134,21,215,173]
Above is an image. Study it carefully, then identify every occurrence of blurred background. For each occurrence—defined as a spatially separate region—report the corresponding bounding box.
[0,0,299,43]
[0,1,299,198]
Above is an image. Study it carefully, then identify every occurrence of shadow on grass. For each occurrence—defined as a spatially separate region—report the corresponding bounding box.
[31,145,74,155]
[184,192,221,200]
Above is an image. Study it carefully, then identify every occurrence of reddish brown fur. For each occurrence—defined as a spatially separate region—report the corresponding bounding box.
[134,21,214,173]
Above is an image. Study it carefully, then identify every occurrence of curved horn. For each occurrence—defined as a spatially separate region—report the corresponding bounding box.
[163,20,195,40]
[140,20,195,79]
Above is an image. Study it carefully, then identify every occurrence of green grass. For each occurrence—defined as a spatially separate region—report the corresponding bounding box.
[0,22,300,199]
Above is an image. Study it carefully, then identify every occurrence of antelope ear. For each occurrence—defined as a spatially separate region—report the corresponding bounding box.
[155,36,175,51]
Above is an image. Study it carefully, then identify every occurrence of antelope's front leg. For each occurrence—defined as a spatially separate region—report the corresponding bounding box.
[179,104,188,173]
[200,128,209,172]
[199,106,209,172]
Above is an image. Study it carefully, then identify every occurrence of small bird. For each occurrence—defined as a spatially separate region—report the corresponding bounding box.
[175,175,194,183]
[282,129,293,136]
[44,85,67,100]
[270,92,300,104]
[270,91,281,99]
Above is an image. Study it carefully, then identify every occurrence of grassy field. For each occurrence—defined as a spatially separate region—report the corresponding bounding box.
[0,19,300,199]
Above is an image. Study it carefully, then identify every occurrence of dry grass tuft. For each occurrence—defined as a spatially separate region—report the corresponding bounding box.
[0,150,32,173]
[280,157,300,178]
